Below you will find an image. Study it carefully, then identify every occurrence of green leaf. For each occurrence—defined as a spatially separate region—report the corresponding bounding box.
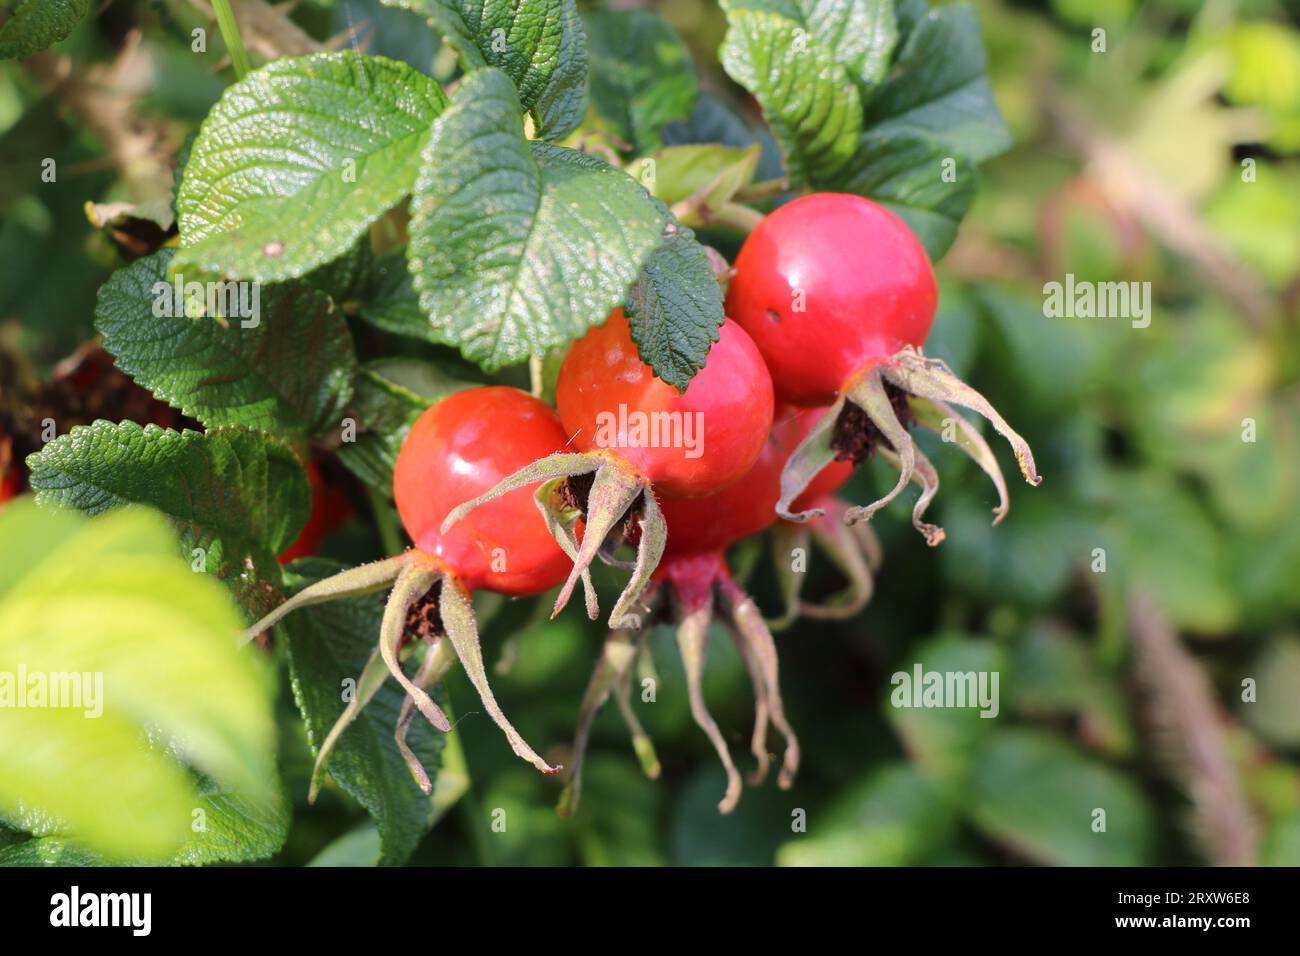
[174,52,448,282]
[1103,473,1238,634]
[863,4,1012,163]
[826,132,976,260]
[336,358,476,493]
[885,633,1005,781]
[408,68,668,369]
[0,0,90,60]
[1240,638,1300,750]
[283,560,445,867]
[307,823,382,866]
[967,729,1156,866]
[722,0,899,90]
[0,838,104,867]
[777,764,959,866]
[644,144,760,224]
[0,501,276,860]
[26,422,310,599]
[96,250,357,441]
[354,248,434,341]
[660,93,785,181]
[1263,811,1300,867]
[719,9,862,185]
[583,9,697,152]
[169,778,290,865]
[382,0,587,141]
[625,221,724,393]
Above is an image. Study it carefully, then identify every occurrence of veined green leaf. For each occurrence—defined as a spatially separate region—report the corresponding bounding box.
[625,221,724,393]
[382,0,587,140]
[722,0,898,90]
[96,250,357,441]
[174,52,448,282]
[408,69,668,369]
[583,9,697,153]
[169,778,290,865]
[26,423,309,606]
[719,9,862,185]
[864,4,1012,163]
[0,0,90,60]
[0,502,276,860]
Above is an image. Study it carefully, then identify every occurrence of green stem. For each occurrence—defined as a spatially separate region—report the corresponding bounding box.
[368,486,406,558]
[440,701,495,866]
[709,201,766,234]
[212,0,251,79]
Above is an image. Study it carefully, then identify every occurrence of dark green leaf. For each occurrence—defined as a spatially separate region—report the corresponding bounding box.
[884,633,1004,781]
[26,422,310,589]
[778,764,959,866]
[625,221,724,392]
[96,250,357,441]
[583,9,697,152]
[407,69,668,369]
[968,729,1156,866]
[0,0,90,60]
[354,248,433,341]
[863,4,1012,163]
[336,358,476,493]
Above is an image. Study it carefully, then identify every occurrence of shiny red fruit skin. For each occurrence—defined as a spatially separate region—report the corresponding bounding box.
[394,386,572,596]
[278,460,353,564]
[556,309,775,498]
[726,194,938,406]
[0,467,17,505]
[659,406,852,556]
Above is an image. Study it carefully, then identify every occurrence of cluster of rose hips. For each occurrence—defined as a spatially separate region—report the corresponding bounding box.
[246,194,1041,814]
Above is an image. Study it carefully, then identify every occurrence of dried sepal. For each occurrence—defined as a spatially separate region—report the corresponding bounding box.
[882,346,1041,487]
[909,395,1011,524]
[674,597,743,813]
[842,367,921,528]
[775,393,845,522]
[377,559,452,733]
[394,639,456,795]
[720,576,799,790]
[439,577,558,774]
[242,552,408,643]
[557,627,642,817]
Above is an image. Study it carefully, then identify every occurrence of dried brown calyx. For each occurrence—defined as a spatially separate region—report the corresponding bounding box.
[777,347,1042,547]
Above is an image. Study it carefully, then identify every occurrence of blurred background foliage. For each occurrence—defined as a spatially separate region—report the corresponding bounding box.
[1,0,1298,866]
